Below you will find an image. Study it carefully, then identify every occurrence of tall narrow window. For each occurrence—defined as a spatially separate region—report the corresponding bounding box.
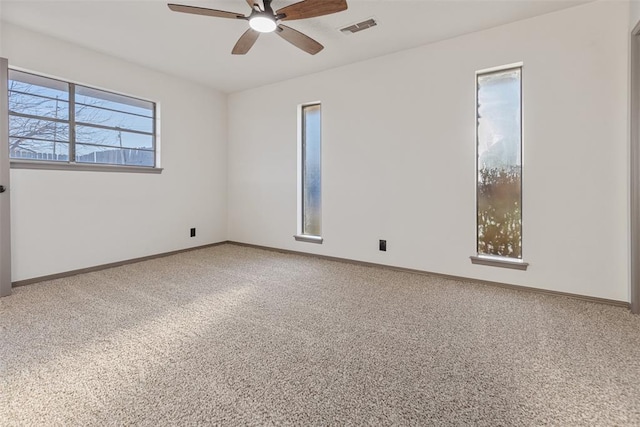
[474,65,526,269]
[295,103,322,243]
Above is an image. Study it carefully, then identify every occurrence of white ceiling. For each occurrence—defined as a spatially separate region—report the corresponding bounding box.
[1,0,591,93]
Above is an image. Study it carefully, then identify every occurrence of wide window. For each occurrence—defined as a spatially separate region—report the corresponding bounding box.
[8,69,156,169]
[473,65,526,269]
[295,103,322,243]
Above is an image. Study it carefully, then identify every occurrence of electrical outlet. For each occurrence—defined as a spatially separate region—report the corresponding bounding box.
[190,228,196,237]
[379,239,386,251]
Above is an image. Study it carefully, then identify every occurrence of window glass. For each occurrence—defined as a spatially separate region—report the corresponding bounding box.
[7,69,156,168]
[75,126,154,150]
[477,67,522,259]
[8,71,70,161]
[302,104,321,236]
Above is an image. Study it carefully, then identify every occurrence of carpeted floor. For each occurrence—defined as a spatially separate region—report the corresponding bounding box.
[1,244,639,426]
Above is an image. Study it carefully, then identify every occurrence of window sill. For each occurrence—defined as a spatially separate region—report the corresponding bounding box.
[10,160,163,174]
[294,235,323,244]
[470,255,529,271]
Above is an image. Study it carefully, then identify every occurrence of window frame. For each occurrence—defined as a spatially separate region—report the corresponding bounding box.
[470,63,528,270]
[8,67,161,174]
[294,102,323,244]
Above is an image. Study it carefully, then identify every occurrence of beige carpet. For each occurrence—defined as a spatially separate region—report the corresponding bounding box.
[1,244,639,426]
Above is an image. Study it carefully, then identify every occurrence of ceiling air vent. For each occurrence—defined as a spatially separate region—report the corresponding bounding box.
[340,18,377,35]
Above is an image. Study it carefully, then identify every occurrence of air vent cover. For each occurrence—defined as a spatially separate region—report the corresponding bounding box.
[340,18,377,35]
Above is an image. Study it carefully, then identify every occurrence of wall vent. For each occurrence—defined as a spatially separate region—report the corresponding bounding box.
[340,18,377,35]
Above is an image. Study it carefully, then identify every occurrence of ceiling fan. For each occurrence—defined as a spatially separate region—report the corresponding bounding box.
[168,0,348,55]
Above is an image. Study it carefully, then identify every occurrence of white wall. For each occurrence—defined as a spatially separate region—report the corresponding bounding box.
[0,4,4,57]
[2,23,228,281]
[228,1,630,301]
[631,0,640,29]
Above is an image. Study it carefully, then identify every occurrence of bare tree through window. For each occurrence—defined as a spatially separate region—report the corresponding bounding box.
[8,70,155,167]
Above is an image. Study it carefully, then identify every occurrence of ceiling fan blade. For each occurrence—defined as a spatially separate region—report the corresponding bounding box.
[276,0,347,21]
[276,25,323,55]
[232,29,260,55]
[167,4,246,20]
[245,0,256,10]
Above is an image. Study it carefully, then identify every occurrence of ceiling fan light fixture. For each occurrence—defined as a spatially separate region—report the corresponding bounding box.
[249,15,277,33]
